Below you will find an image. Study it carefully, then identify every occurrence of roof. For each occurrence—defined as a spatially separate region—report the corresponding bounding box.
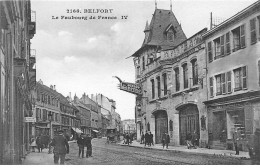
[203,0,260,38]
[131,9,187,57]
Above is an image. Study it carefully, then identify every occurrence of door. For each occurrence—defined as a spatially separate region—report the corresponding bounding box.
[179,105,200,145]
[155,111,168,144]
[213,111,226,141]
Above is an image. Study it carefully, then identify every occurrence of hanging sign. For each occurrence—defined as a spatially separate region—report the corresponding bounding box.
[113,76,142,95]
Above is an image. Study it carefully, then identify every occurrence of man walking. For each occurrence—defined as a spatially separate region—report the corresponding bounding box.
[140,132,144,144]
[50,130,69,165]
[77,133,85,158]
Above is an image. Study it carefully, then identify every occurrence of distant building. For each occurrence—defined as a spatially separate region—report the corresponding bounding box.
[122,119,136,133]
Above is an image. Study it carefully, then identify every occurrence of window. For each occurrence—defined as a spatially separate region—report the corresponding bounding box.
[209,77,214,97]
[226,32,230,54]
[208,42,213,62]
[191,59,198,85]
[174,68,180,91]
[163,73,167,95]
[226,71,232,93]
[167,29,174,41]
[214,37,221,57]
[232,25,245,51]
[234,66,247,91]
[142,56,145,71]
[250,18,257,44]
[156,76,161,98]
[216,74,222,95]
[182,63,188,89]
[151,79,155,99]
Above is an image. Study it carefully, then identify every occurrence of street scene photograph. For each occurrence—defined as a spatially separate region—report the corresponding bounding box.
[1,0,260,165]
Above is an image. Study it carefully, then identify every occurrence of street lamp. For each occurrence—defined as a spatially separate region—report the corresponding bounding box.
[48,112,53,139]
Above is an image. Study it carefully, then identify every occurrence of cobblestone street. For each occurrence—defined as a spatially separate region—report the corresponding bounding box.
[23,138,255,165]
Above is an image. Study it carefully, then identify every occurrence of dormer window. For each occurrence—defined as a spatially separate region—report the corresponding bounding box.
[165,25,176,42]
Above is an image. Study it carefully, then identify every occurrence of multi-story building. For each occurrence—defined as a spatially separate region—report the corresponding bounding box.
[81,93,102,137]
[122,119,136,133]
[203,1,260,151]
[101,114,110,137]
[0,0,36,164]
[159,28,208,146]
[131,6,187,144]
[33,81,61,138]
[72,95,91,135]
[58,92,79,138]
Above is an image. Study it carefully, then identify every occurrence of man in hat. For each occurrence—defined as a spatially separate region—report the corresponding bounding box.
[85,134,92,157]
[77,133,85,158]
[50,130,69,164]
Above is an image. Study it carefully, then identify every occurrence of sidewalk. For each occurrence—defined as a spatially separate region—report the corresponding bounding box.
[118,140,250,159]
[22,141,76,165]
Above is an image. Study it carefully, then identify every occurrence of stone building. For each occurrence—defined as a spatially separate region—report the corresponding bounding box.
[0,0,36,164]
[81,93,102,138]
[122,119,136,134]
[159,28,208,146]
[131,6,187,144]
[33,81,61,138]
[203,1,260,151]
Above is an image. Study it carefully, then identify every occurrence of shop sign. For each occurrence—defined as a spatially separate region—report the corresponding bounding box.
[120,82,142,95]
[24,117,36,122]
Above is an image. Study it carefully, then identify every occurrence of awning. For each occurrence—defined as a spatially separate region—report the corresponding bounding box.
[92,130,99,133]
[72,127,83,134]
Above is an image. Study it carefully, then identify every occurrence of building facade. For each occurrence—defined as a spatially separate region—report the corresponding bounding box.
[203,1,260,151]
[132,7,187,144]
[0,0,36,164]
[122,119,136,133]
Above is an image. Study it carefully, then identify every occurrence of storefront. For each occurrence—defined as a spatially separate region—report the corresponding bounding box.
[153,110,168,144]
[205,91,260,151]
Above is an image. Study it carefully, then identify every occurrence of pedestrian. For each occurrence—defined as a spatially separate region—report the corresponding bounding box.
[150,132,154,146]
[49,130,69,165]
[165,133,170,149]
[186,133,193,149]
[144,131,149,147]
[140,132,144,144]
[77,133,85,158]
[130,132,133,144]
[123,132,126,144]
[126,133,130,146]
[36,136,43,152]
[30,137,37,152]
[147,131,152,146]
[162,133,166,149]
[191,131,198,148]
[85,134,92,157]
[233,131,239,155]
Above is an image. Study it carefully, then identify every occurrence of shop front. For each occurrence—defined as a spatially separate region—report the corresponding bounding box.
[205,92,259,151]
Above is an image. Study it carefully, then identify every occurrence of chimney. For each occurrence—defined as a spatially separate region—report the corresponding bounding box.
[53,85,56,91]
[50,85,53,90]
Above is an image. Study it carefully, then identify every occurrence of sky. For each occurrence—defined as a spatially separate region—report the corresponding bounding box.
[31,0,257,120]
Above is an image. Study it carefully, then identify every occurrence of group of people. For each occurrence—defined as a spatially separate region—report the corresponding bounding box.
[77,133,93,158]
[123,132,135,145]
[140,131,154,147]
[186,131,199,149]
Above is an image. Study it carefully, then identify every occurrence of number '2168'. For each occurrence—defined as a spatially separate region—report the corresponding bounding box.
[66,9,81,13]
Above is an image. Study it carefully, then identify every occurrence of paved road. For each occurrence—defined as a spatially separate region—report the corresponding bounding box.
[64,138,252,165]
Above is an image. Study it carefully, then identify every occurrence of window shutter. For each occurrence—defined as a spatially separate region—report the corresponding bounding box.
[221,73,226,94]
[240,24,246,48]
[208,42,213,62]
[258,61,260,86]
[210,77,214,97]
[225,32,230,54]
[242,66,247,89]
[250,18,256,44]
[226,71,232,93]
[220,35,225,56]
[244,105,253,135]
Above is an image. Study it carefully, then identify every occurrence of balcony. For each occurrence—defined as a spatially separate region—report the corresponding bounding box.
[29,11,36,39]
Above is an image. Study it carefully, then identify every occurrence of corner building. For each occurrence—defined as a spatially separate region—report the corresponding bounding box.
[203,1,260,151]
[132,7,188,145]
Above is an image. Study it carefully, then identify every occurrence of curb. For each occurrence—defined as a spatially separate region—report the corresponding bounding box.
[117,143,250,160]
